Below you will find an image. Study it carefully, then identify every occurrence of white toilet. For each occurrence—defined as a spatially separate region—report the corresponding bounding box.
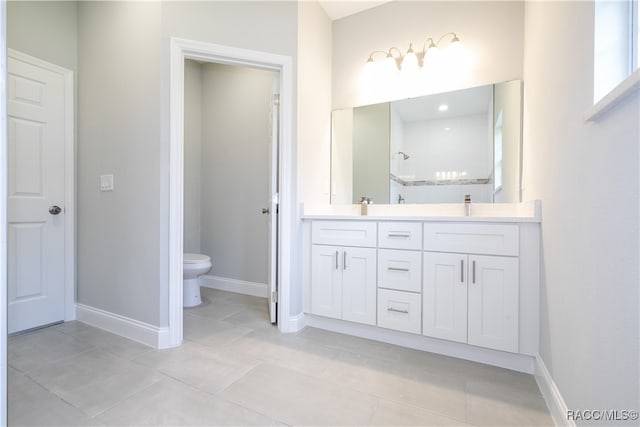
[183,253,212,307]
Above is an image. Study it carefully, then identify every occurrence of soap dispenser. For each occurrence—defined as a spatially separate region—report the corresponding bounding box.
[360,197,371,216]
[464,194,471,216]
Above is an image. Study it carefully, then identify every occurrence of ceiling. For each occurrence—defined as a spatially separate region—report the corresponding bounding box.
[393,84,493,122]
[318,0,394,21]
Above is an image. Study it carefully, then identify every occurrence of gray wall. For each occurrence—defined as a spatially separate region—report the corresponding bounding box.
[523,1,639,418]
[199,63,274,284]
[74,1,298,327]
[158,1,299,324]
[183,60,202,254]
[353,103,390,204]
[183,60,274,285]
[77,1,163,325]
[8,1,77,72]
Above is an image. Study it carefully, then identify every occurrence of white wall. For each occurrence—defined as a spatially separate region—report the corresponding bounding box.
[403,114,491,181]
[298,1,332,206]
[199,63,273,284]
[398,114,492,203]
[332,1,524,109]
[183,59,202,254]
[523,1,639,419]
[294,1,331,315]
[494,80,522,203]
[77,2,163,326]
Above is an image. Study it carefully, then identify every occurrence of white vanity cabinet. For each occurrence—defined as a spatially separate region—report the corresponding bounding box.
[303,214,540,372]
[310,221,377,325]
[422,223,520,353]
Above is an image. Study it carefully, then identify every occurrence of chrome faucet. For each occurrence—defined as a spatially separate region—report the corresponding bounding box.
[397,194,405,204]
[464,194,471,216]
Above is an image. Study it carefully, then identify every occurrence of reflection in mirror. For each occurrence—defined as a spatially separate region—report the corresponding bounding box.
[330,80,523,204]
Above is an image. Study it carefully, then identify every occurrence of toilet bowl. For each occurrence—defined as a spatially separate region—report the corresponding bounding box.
[183,253,212,307]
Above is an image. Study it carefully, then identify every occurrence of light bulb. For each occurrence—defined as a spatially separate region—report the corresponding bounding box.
[402,48,419,74]
[447,38,466,66]
[382,54,400,80]
[360,58,375,94]
[423,45,441,65]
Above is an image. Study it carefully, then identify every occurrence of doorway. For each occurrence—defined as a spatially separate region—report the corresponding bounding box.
[167,38,294,348]
[6,49,75,334]
[182,59,279,322]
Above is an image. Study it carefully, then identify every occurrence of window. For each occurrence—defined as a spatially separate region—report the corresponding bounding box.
[593,0,639,102]
[588,0,640,120]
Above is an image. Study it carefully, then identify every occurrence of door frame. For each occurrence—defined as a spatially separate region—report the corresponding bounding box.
[7,49,76,324]
[1,3,8,424]
[167,38,294,347]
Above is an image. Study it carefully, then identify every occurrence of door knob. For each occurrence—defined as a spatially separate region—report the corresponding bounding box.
[49,205,62,215]
[261,208,270,214]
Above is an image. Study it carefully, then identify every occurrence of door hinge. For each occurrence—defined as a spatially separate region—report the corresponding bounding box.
[273,94,280,106]
[271,291,278,303]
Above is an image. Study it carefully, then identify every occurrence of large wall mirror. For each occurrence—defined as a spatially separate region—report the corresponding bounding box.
[330,80,523,204]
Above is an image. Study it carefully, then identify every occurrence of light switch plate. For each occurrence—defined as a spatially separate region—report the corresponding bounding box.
[100,174,114,191]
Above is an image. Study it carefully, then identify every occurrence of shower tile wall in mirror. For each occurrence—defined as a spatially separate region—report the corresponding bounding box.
[330,80,523,204]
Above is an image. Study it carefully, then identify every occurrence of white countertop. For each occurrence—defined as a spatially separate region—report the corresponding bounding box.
[301,200,541,223]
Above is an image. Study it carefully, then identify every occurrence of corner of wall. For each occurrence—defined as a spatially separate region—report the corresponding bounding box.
[535,355,576,427]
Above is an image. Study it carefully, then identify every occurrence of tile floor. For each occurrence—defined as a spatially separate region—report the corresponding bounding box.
[8,288,553,426]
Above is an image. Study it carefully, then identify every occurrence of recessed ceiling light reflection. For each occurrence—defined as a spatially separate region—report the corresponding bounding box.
[438,104,449,111]
[444,127,451,131]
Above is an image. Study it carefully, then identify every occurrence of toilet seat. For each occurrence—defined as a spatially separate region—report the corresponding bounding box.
[184,253,211,264]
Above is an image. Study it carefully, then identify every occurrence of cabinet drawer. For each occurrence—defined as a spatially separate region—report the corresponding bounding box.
[312,221,377,247]
[378,249,422,293]
[378,222,422,250]
[377,289,422,334]
[423,223,519,256]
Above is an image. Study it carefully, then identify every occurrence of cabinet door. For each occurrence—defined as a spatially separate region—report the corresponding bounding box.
[467,255,519,353]
[311,245,342,319]
[423,252,468,343]
[342,247,377,325]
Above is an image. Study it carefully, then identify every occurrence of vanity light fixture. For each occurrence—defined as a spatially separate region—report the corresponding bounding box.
[364,32,463,72]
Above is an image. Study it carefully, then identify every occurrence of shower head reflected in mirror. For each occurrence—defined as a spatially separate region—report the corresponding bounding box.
[397,151,410,160]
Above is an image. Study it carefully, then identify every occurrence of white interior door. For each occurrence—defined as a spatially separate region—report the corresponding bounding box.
[7,52,67,334]
[267,74,280,324]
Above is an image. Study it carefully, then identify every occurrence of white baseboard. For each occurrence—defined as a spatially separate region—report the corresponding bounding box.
[305,314,535,373]
[536,356,574,427]
[200,275,268,298]
[279,312,306,333]
[76,304,168,349]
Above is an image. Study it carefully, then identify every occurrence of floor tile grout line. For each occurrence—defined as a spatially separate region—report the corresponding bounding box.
[88,372,171,420]
[8,288,552,427]
[11,344,100,377]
